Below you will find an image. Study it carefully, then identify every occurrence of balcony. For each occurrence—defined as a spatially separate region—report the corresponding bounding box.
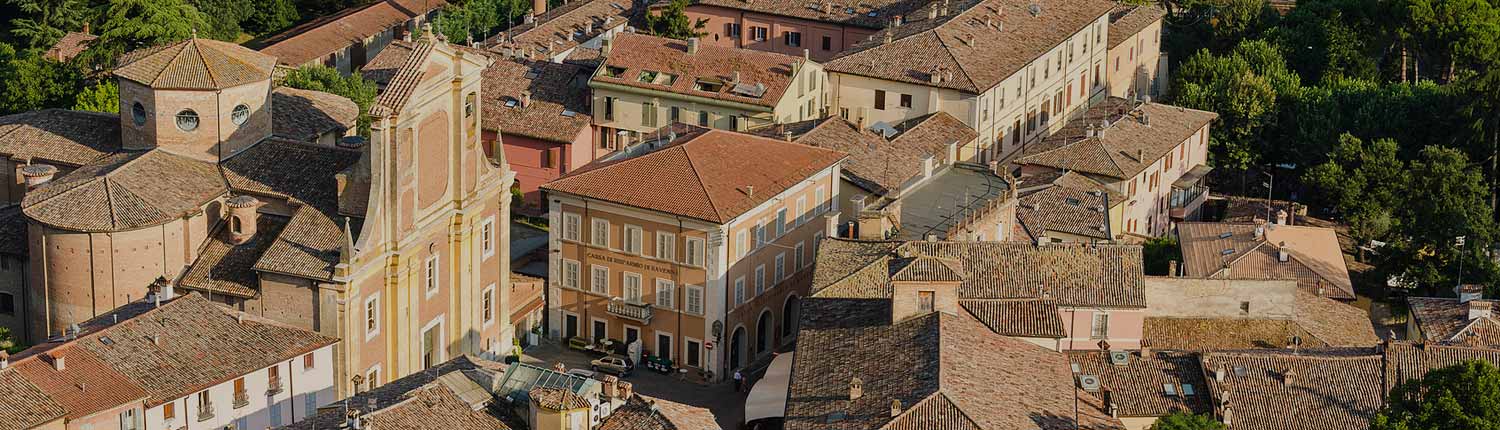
[267,377,283,395]
[607,298,653,324]
[196,404,215,422]
[1170,165,1212,220]
[233,391,249,409]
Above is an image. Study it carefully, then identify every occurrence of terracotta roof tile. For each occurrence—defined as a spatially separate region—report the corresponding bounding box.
[542,128,845,223]
[1408,297,1500,347]
[1177,222,1355,300]
[255,204,346,281]
[812,239,1146,308]
[286,356,507,430]
[1106,5,1164,48]
[1016,173,1112,241]
[487,0,637,59]
[256,0,447,67]
[691,0,927,29]
[530,386,592,410]
[1066,350,1211,417]
[785,311,1123,430]
[599,394,721,430]
[758,117,937,195]
[21,150,227,232]
[1382,341,1500,391]
[480,58,592,143]
[45,32,96,61]
[360,383,511,430]
[1015,98,1218,180]
[959,298,1063,337]
[223,138,361,215]
[115,38,276,90]
[1143,294,1377,351]
[1201,350,1385,430]
[0,368,66,430]
[271,87,358,142]
[361,40,415,86]
[0,109,121,167]
[11,347,149,420]
[370,37,437,116]
[592,33,807,108]
[65,294,338,406]
[827,0,1116,93]
[179,214,292,297]
[890,112,978,149]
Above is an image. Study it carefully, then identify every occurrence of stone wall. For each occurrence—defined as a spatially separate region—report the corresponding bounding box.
[1142,276,1297,319]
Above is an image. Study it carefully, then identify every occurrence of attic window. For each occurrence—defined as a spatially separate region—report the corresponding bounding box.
[1232,366,1247,377]
[867,11,878,16]
[99,336,114,346]
[1064,197,1081,206]
[825,412,846,423]
[1218,232,1233,239]
[1163,384,1176,396]
[504,99,518,108]
[694,79,725,92]
[730,82,768,98]
[637,70,677,85]
[1221,248,1235,256]
[845,7,855,14]
[1182,384,1196,395]
[561,110,578,117]
[603,66,627,78]
[524,70,540,79]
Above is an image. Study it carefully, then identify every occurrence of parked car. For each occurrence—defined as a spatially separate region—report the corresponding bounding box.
[591,354,634,376]
[565,368,598,380]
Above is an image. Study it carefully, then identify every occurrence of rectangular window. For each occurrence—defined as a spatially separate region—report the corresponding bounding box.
[365,295,379,339]
[540,148,554,168]
[655,232,676,261]
[754,223,766,248]
[655,279,675,309]
[367,368,380,389]
[687,339,702,367]
[590,265,609,294]
[795,242,805,269]
[685,237,704,266]
[562,213,581,241]
[726,23,741,37]
[900,93,913,109]
[482,285,495,324]
[424,256,439,295]
[734,277,746,305]
[821,36,832,51]
[163,403,176,422]
[0,292,13,315]
[755,265,766,295]
[303,352,316,369]
[624,272,643,302]
[563,259,581,289]
[698,110,710,126]
[121,409,138,430]
[686,285,704,315]
[481,218,495,258]
[1091,313,1110,338]
[784,31,802,47]
[751,26,768,41]
[874,90,886,110]
[815,187,826,211]
[736,229,748,258]
[795,197,808,225]
[604,97,615,121]
[776,208,788,236]
[774,253,785,282]
[624,225,643,255]
[669,106,680,122]
[233,377,247,408]
[591,218,610,247]
[642,102,657,128]
[918,291,935,312]
[268,365,280,392]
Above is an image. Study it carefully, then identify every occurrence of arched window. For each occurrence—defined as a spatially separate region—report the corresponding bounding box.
[231,216,243,234]
[175,109,199,131]
[131,102,147,126]
[231,104,250,125]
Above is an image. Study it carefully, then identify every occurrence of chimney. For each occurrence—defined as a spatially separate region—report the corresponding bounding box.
[47,351,64,371]
[891,15,902,27]
[601,36,613,56]
[1275,209,1288,225]
[1104,389,1117,417]
[731,71,741,84]
[225,195,263,245]
[1168,260,1178,277]
[603,375,620,400]
[20,163,57,189]
[1457,284,1485,303]
[1253,226,1264,240]
[946,142,958,164]
[1135,149,1144,162]
[921,155,935,178]
[1281,368,1296,387]
[849,377,864,400]
[688,37,700,54]
[884,31,894,44]
[1138,344,1152,359]
[1277,242,1289,262]
[150,334,161,346]
[824,214,840,238]
[1222,406,1233,427]
[520,91,532,108]
[890,399,903,417]
[927,6,938,19]
[0,350,8,370]
[1469,301,1493,320]
[1215,367,1226,382]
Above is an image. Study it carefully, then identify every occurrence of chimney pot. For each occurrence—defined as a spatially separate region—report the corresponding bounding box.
[520,91,533,108]
[0,350,8,370]
[849,377,864,400]
[47,352,64,371]
[20,163,57,189]
[1275,209,1288,225]
[1168,260,1178,277]
[1277,242,1289,262]
[225,195,263,245]
[890,399,903,417]
[688,37,700,54]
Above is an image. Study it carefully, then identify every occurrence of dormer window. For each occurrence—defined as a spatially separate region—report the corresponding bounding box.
[175,109,199,132]
[694,79,724,92]
[132,102,147,126]
[603,66,627,78]
[231,104,250,125]
[637,70,676,85]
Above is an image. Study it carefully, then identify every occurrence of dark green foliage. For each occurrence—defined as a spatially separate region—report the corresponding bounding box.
[1304,133,1405,242]
[72,79,117,113]
[192,0,255,41]
[1142,236,1183,276]
[81,0,209,69]
[643,0,707,40]
[1386,146,1497,292]
[1149,412,1226,430]
[0,42,83,115]
[1371,360,1500,430]
[435,0,531,44]
[280,65,377,136]
[6,0,88,49]
[243,0,300,36]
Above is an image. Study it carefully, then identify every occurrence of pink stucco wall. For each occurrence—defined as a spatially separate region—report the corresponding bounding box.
[490,126,594,208]
[1058,307,1144,350]
[684,4,878,62]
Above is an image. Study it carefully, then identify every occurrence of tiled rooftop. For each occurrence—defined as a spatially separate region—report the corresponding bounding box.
[1015,98,1218,180]
[0,368,66,430]
[1201,349,1386,430]
[1066,349,1211,418]
[21,150,227,233]
[1016,171,1113,241]
[592,33,808,108]
[1177,222,1355,300]
[480,57,593,143]
[256,0,446,67]
[1144,292,1377,351]
[487,0,638,59]
[1408,297,1500,347]
[0,109,120,167]
[115,38,276,90]
[542,127,845,223]
[1106,4,1165,49]
[270,87,359,142]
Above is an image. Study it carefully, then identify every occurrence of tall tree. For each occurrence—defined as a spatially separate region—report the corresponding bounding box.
[83,0,208,68]
[1388,145,1498,291]
[243,0,299,36]
[1150,412,1225,430]
[643,0,706,40]
[1371,360,1500,430]
[72,79,117,113]
[0,42,83,115]
[1171,40,1299,169]
[1401,0,1500,82]
[1303,133,1406,242]
[7,0,88,49]
[191,0,254,41]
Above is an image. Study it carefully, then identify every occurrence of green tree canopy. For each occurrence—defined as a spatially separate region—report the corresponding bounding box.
[1384,145,1498,292]
[72,79,117,113]
[1171,39,1300,169]
[0,42,83,115]
[1401,0,1500,82]
[242,0,299,36]
[1149,412,1226,430]
[1304,133,1406,241]
[83,0,208,68]
[643,0,707,40]
[1371,360,1500,430]
[280,65,377,136]
[191,0,254,41]
[7,0,88,49]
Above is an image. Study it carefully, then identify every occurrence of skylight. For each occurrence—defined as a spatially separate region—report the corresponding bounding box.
[603,66,626,78]
[1183,384,1196,395]
[561,110,577,117]
[694,79,724,92]
[504,99,518,108]
[1218,232,1233,239]
[637,70,677,85]
[1163,384,1177,396]
[1221,248,1235,255]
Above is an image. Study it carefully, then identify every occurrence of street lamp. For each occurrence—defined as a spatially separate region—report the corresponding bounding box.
[1260,170,1273,222]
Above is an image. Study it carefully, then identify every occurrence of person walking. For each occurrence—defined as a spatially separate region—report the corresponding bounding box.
[733,369,744,392]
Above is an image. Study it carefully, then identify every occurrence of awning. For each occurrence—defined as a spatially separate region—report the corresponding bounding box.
[1173,164,1213,189]
[745,352,794,422]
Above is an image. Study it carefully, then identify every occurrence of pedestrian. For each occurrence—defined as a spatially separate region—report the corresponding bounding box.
[733,369,744,392]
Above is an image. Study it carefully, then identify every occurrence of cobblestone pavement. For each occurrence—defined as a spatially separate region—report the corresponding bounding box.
[522,341,749,429]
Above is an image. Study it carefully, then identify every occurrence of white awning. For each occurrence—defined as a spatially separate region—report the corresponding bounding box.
[744,352,794,422]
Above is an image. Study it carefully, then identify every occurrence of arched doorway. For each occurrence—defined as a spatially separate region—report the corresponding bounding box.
[756,310,773,355]
[781,295,801,338]
[729,326,746,370]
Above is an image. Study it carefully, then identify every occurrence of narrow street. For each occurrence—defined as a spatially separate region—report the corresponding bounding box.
[521,342,749,429]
